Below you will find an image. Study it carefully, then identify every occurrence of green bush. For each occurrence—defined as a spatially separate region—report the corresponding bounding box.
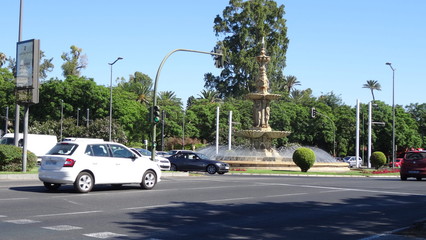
[370,151,387,169]
[0,145,37,172]
[292,147,316,172]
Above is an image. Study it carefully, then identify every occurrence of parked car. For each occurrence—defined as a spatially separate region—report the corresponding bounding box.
[400,150,426,181]
[1,133,57,163]
[389,158,403,168]
[167,150,230,174]
[39,140,161,193]
[131,148,171,171]
[343,156,363,168]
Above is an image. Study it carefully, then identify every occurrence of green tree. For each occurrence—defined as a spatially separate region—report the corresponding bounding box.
[0,52,6,67]
[205,0,289,98]
[61,45,87,77]
[39,51,54,80]
[0,68,15,109]
[406,103,426,147]
[362,80,381,102]
[119,71,153,104]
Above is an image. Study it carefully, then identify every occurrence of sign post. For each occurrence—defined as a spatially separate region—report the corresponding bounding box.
[15,39,40,172]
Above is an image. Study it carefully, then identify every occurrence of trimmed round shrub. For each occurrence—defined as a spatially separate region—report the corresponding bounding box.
[292,147,316,172]
[0,144,37,172]
[370,151,386,169]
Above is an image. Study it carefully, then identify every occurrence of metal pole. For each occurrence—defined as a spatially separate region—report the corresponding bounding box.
[22,105,28,172]
[151,48,223,161]
[161,110,165,151]
[4,106,8,136]
[228,111,232,151]
[60,100,63,141]
[86,108,89,128]
[108,57,123,142]
[216,106,219,155]
[14,0,24,146]
[356,100,360,168]
[386,62,396,168]
[182,110,185,149]
[76,108,80,126]
[368,101,372,168]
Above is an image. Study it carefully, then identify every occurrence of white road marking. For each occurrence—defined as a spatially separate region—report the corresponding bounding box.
[0,198,29,201]
[3,219,40,224]
[32,210,102,218]
[42,225,83,231]
[83,232,127,239]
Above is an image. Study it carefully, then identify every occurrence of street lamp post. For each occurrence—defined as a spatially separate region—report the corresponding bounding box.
[386,62,396,168]
[108,57,123,142]
[76,108,80,126]
[60,100,64,141]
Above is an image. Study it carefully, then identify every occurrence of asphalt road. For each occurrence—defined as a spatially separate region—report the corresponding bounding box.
[1,174,426,240]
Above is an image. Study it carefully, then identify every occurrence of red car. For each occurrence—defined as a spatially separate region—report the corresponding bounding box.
[400,151,426,181]
[389,158,403,168]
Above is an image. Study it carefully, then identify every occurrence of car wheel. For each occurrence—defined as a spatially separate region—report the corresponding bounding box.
[140,170,156,190]
[74,172,94,193]
[206,165,217,174]
[43,182,61,191]
[400,175,407,181]
[170,164,177,171]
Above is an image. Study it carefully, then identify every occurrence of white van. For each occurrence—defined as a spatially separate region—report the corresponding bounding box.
[0,133,57,161]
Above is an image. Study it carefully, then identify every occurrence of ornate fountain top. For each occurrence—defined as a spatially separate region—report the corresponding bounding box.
[255,37,271,94]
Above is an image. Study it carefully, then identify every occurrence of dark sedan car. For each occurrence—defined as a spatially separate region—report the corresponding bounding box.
[167,150,230,174]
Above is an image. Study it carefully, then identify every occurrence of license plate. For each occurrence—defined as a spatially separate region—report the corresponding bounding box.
[225,166,229,169]
[408,171,420,174]
[45,160,57,166]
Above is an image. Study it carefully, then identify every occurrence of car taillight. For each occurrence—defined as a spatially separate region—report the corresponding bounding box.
[63,158,76,167]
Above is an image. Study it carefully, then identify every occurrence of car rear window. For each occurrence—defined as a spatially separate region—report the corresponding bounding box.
[47,143,78,155]
[405,152,426,160]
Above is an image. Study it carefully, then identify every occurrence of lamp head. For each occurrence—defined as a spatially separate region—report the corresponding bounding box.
[386,62,392,65]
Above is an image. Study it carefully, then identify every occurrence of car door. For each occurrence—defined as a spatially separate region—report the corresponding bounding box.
[170,153,190,171]
[185,153,206,171]
[109,144,140,183]
[86,144,116,184]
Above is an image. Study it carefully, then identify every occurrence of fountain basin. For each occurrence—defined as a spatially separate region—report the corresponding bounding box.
[235,129,291,139]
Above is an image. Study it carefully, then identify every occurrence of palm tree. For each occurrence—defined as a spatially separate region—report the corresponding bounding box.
[284,75,301,93]
[197,90,220,103]
[158,91,182,107]
[362,80,381,102]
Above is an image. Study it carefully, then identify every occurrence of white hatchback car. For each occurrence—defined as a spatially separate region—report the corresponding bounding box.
[39,141,162,193]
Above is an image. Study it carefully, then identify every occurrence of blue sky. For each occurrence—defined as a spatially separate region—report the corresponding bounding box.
[1,0,425,107]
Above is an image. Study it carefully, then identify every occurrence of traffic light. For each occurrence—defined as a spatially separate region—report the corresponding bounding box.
[153,105,161,124]
[214,47,224,68]
[311,107,317,118]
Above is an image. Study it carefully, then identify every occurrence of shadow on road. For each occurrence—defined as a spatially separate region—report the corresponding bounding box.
[113,193,426,240]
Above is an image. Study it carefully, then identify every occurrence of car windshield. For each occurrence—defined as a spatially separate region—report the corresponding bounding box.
[47,143,78,155]
[0,137,14,145]
[405,152,426,160]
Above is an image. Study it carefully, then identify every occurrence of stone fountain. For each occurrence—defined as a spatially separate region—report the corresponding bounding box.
[205,38,348,172]
[233,38,291,158]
